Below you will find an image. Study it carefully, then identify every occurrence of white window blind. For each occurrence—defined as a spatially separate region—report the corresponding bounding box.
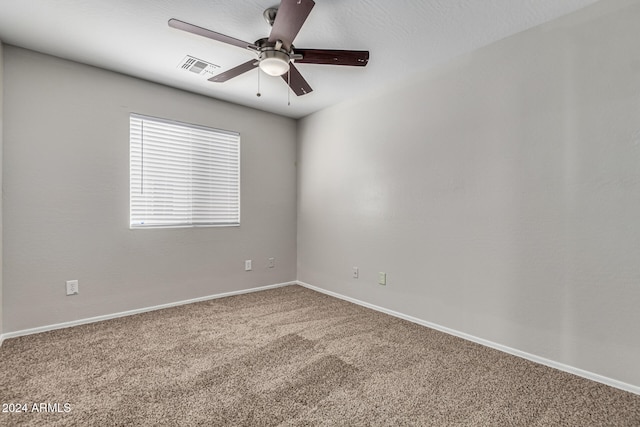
[130,114,240,228]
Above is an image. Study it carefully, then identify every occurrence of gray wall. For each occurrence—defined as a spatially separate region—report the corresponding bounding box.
[0,40,4,338]
[297,0,640,387]
[3,46,297,332]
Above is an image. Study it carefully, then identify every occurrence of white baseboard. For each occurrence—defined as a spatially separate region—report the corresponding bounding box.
[0,281,295,343]
[3,280,638,396]
[296,281,640,396]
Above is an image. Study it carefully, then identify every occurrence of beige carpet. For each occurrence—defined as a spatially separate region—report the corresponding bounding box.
[0,285,638,426]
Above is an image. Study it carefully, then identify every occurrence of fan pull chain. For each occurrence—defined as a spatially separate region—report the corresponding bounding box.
[287,68,291,106]
[256,69,261,97]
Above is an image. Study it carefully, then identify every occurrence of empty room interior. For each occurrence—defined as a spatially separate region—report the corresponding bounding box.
[1,0,639,425]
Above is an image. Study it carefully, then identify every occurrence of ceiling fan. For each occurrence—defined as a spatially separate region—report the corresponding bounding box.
[169,0,369,96]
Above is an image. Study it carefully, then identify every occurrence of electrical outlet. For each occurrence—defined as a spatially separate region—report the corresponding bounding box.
[245,260,252,271]
[378,272,387,286]
[352,267,359,279]
[66,280,79,296]
[268,257,275,268]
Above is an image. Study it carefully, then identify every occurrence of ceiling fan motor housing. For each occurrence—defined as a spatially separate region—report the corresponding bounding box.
[254,38,293,76]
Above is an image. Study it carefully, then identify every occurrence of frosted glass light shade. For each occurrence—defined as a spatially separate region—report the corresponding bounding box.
[259,51,290,76]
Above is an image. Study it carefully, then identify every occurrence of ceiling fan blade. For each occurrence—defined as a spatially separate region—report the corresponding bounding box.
[281,63,313,96]
[169,18,256,50]
[208,60,258,83]
[294,49,369,67]
[268,0,315,51]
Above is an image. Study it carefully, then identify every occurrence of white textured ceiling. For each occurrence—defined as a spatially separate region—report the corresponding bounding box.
[0,0,598,119]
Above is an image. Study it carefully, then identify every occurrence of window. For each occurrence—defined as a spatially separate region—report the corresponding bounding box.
[130,114,240,228]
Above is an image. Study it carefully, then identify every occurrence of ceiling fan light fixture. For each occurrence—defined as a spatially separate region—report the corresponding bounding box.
[169,0,369,97]
[259,50,290,76]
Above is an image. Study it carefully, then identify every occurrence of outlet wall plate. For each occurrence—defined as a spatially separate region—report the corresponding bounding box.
[245,260,252,271]
[66,280,79,295]
[378,272,387,286]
